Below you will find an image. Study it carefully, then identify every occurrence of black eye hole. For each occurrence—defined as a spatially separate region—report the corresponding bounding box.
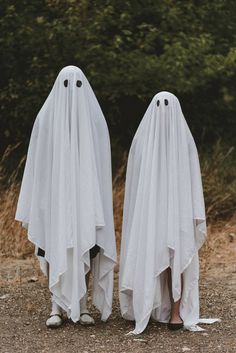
[76,80,82,87]
[64,79,68,87]
[157,100,160,107]
[164,99,168,106]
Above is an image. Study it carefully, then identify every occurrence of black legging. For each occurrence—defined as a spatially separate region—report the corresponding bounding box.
[37,245,100,259]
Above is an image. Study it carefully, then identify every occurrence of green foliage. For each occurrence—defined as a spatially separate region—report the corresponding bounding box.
[0,0,236,154]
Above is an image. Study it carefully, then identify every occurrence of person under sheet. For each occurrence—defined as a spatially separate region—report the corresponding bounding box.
[119,91,219,334]
[15,66,117,328]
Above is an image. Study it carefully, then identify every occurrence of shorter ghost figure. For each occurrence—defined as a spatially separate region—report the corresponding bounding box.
[16,66,116,328]
[119,91,208,334]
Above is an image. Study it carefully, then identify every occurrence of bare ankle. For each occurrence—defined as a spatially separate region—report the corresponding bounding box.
[170,313,182,323]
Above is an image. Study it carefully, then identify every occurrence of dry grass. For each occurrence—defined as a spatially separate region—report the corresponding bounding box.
[113,153,127,251]
[0,142,235,259]
[201,140,236,221]
[0,145,34,258]
[200,214,236,273]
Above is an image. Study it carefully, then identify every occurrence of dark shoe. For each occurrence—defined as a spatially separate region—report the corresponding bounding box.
[167,319,183,331]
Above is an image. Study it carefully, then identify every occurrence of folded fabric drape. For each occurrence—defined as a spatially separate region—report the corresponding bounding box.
[16,66,117,322]
[119,91,207,334]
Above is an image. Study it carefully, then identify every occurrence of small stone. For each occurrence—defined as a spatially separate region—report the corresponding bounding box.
[228,233,235,242]
[28,276,38,282]
[0,294,9,299]
[133,338,148,343]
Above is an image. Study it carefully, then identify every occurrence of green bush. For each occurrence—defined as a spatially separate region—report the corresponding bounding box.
[0,0,236,155]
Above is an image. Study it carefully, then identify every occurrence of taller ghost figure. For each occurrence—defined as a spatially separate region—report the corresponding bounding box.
[16,66,116,327]
[119,91,207,334]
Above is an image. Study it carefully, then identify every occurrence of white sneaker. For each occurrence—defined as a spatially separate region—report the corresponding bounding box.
[79,310,95,326]
[46,314,62,328]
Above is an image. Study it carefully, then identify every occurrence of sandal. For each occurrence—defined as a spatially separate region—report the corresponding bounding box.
[167,318,183,331]
[46,314,63,328]
[79,311,95,326]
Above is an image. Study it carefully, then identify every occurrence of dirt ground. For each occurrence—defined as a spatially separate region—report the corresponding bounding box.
[0,236,236,353]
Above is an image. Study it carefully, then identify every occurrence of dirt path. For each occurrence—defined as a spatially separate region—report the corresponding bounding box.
[0,239,236,353]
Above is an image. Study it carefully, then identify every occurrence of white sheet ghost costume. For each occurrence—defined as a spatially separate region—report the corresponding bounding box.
[119,91,215,334]
[15,66,116,325]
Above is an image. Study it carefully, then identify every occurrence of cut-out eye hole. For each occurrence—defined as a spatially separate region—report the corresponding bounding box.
[76,80,82,87]
[64,79,68,87]
[164,99,168,106]
[157,100,160,107]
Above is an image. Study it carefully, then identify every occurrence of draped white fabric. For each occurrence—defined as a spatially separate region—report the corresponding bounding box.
[16,66,116,322]
[119,91,206,334]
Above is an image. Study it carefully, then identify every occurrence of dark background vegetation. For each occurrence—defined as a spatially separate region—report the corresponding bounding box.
[0,0,236,227]
[1,0,236,155]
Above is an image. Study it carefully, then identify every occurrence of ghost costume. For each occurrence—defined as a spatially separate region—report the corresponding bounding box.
[16,66,116,323]
[119,91,207,334]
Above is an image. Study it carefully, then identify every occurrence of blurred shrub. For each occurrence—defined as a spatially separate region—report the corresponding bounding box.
[0,0,236,155]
